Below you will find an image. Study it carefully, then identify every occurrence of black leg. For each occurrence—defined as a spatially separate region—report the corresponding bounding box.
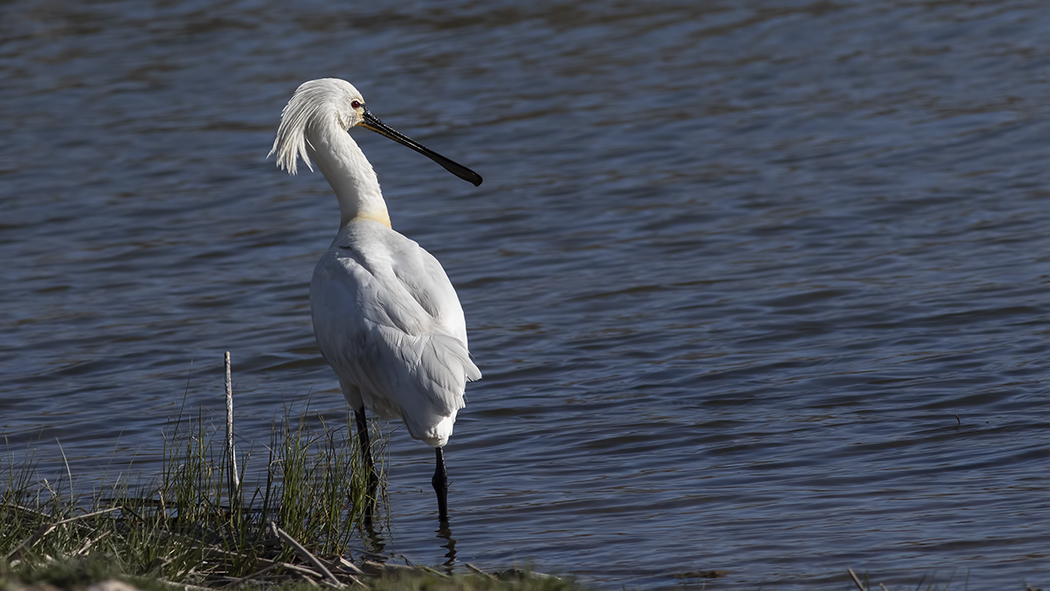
[432,447,449,522]
[354,408,379,488]
[354,408,379,523]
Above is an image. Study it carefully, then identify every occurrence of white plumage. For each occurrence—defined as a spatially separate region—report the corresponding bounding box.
[269,78,482,520]
[311,221,480,446]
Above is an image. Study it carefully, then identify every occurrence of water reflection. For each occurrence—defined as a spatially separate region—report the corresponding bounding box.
[436,522,457,570]
[360,518,386,557]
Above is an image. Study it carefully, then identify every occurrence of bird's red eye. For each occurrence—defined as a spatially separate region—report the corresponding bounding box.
[351,100,362,109]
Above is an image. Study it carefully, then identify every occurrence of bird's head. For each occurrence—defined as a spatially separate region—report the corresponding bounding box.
[333,81,367,132]
[269,78,482,186]
[268,78,363,175]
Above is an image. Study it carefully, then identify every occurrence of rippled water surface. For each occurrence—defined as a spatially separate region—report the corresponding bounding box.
[3,1,1050,588]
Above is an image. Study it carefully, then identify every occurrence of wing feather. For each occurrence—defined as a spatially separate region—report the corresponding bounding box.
[309,222,480,446]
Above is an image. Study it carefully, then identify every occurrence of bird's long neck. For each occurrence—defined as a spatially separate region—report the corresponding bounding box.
[306,124,391,228]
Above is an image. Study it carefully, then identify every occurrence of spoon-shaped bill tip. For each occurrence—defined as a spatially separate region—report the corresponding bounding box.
[362,110,483,186]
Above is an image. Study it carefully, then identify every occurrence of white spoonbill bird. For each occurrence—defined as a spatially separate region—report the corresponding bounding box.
[268,78,482,522]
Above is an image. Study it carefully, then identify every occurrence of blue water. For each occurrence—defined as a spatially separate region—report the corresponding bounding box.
[2,1,1050,588]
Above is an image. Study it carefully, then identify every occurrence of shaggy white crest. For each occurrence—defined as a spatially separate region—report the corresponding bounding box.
[268,78,364,175]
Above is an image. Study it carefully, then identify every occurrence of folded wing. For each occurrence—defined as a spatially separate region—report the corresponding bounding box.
[310,223,480,446]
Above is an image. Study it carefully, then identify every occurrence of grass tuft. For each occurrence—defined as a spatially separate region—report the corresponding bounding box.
[0,400,381,588]
[0,361,574,591]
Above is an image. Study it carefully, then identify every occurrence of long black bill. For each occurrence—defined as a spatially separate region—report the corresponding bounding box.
[361,109,483,187]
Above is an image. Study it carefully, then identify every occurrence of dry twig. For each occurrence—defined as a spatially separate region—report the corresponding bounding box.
[465,563,499,581]
[225,352,240,502]
[270,521,353,587]
[847,567,867,591]
[336,556,366,576]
